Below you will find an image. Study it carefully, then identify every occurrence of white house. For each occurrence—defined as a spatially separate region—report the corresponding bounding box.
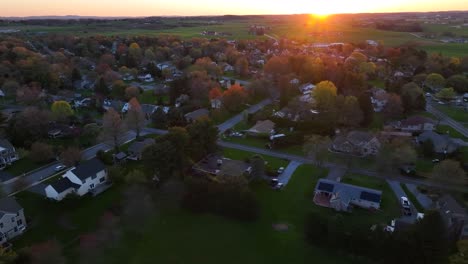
[45,158,108,201]
[45,177,81,201]
[0,197,26,243]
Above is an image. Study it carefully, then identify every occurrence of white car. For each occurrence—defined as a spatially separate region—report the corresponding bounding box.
[277,167,285,174]
[54,165,66,172]
[400,197,411,209]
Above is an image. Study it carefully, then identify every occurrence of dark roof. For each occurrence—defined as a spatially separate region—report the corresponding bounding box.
[184,108,209,121]
[128,138,155,155]
[0,197,22,214]
[71,158,106,181]
[400,116,435,127]
[114,152,127,160]
[50,177,80,193]
[315,179,382,204]
[0,139,15,151]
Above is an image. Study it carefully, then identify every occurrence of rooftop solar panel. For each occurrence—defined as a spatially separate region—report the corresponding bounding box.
[360,191,381,203]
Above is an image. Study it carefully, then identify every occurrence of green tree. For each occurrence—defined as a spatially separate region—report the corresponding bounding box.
[187,118,219,161]
[51,101,73,121]
[151,107,168,129]
[111,80,127,99]
[447,74,468,93]
[337,96,363,127]
[436,87,456,101]
[401,82,425,113]
[250,155,265,180]
[313,81,337,111]
[425,73,445,91]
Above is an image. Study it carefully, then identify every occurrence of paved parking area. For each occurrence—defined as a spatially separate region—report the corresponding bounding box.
[386,179,419,223]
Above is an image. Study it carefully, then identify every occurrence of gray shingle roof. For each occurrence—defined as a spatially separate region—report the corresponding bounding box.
[315,179,382,204]
[50,177,80,193]
[0,197,22,214]
[71,158,106,181]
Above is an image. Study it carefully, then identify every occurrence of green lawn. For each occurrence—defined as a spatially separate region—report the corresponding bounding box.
[435,105,468,123]
[138,90,168,105]
[341,174,400,224]
[436,125,468,141]
[100,164,363,264]
[223,135,305,157]
[400,183,425,213]
[222,148,289,170]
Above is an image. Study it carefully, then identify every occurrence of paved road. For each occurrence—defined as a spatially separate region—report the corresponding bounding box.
[218,141,467,192]
[217,99,272,133]
[405,183,433,209]
[427,103,468,138]
[386,180,419,223]
[277,161,302,185]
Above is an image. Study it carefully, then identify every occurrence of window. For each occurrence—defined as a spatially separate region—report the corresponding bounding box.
[17,220,22,226]
[11,217,14,223]
[99,177,105,183]
[90,184,95,189]
[16,212,19,217]
[0,223,3,228]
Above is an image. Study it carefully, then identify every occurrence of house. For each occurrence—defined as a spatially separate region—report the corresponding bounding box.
[417,131,459,154]
[138,74,154,83]
[398,116,436,133]
[45,177,81,201]
[246,120,275,136]
[103,99,124,112]
[45,158,109,201]
[0,197,26,243]
[314,179,382,212]
[48,129,63,139]
[193,154,252,178]
[210,98,222,109]
[436,195,467,241]
[332,131,381,156]
[127,138,155,161]
[184,108,210,123]
[0,139,19,170]
[140,104,158,119]
[370,89,388,112]
[299,83,316,95]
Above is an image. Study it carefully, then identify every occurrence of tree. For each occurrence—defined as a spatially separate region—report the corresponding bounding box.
[421,140,435,158]
[60,147,81,167]
[235,57,249,77]
[111,80,127,99]
[26,240,66,264]
[94,77,109,96]
[314,81,337,111]
[51,101,73,122]
[425,73,445,91]
[450,240,468,264]
[128,42,143,66]
[16,83,42,105]
[124,86,140,100]
[382,93,404,120]
[401,82,426,113]
[447,74,468,93]
[101,108,126,152]
[143,139,178,180]
[222,84,248,113]
[337,96,363,127]
[124,169,148,185]
[187,118,219,161]
[250,155,265,180]
[377,139,417,172]
[436,87,456,101]
[30,142,54,163]
[208,87,223,101]
[358,93,374,126]
[125,98,145,138]
[264,56,290,81]
[8,107,51,147]
[431,160,466,186]
[303,135,331,167]
[151,107,167,129]
[1,80,19,97]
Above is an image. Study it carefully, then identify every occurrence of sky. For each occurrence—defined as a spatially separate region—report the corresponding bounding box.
[2,0,468,17]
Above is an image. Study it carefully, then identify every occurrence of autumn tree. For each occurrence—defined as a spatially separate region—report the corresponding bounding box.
[125,98,145,138]
[101,108,126,152]
[16,83,42,105]
[60,147,82,167]
[51,101,74,122]
[235,57,249,77]
[112,80,127,99]
[8,107,51,147]
[222,84,248,113]
[264,56,290,81]
[313,81,337,111]
[377,139,417,172]
[209,87,223,101]
[30,142,54,163]
[431,160,466,186]
[124,86,140,100]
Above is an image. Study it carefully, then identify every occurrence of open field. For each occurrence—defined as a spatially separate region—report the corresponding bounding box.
[2,16,467,57]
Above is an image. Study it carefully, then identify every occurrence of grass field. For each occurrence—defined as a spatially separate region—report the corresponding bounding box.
[222,148,289,170]
[436,105,468,123]
[436,125,468,141]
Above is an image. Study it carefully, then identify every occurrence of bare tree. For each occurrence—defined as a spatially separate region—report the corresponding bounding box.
[303,135,331,167]
[125,98,145,138]
[60,147,82,167]
[431,160,466,186]
[101,108,126,152]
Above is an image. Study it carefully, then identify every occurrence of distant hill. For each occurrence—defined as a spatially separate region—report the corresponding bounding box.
[0,15,136,21]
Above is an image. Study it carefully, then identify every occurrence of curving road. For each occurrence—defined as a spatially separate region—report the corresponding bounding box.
[426,103,468,138]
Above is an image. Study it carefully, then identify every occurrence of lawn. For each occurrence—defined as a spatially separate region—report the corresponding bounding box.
[436,125,468,141]
[99,164,364,264]
[341,174,400,224]
[138,90,168,105]
[435,105,468,123]
[222,148,289,170]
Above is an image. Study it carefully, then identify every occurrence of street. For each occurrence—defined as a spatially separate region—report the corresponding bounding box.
[426,103,468,138]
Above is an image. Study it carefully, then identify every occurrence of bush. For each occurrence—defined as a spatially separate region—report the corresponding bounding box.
[96,150,113,165]
[30,142,55,164]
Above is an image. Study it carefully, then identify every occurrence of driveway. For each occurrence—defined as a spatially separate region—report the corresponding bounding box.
[404,183,433,209]
[277,161,302,186]
[386,180,418,224]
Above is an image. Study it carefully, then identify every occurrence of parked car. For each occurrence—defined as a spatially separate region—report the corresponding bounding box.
[54,165,66,172]
[277,167,285,174]
[402,207,412,216]
[401,197,411,208]
[432,159,440,163]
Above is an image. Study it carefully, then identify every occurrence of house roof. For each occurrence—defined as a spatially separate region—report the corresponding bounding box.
[0,139,15,151]
[418,131,459,153]
[247,120,275,134]
[49,177,80,193]
[315,179,382,204]
[184,108,209,121]
[400,116,435,127]
[128,138,155,155]
[0,197,22,215]
[141,104,157,115]
[438,194,466,216]
[71,158,106,181]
